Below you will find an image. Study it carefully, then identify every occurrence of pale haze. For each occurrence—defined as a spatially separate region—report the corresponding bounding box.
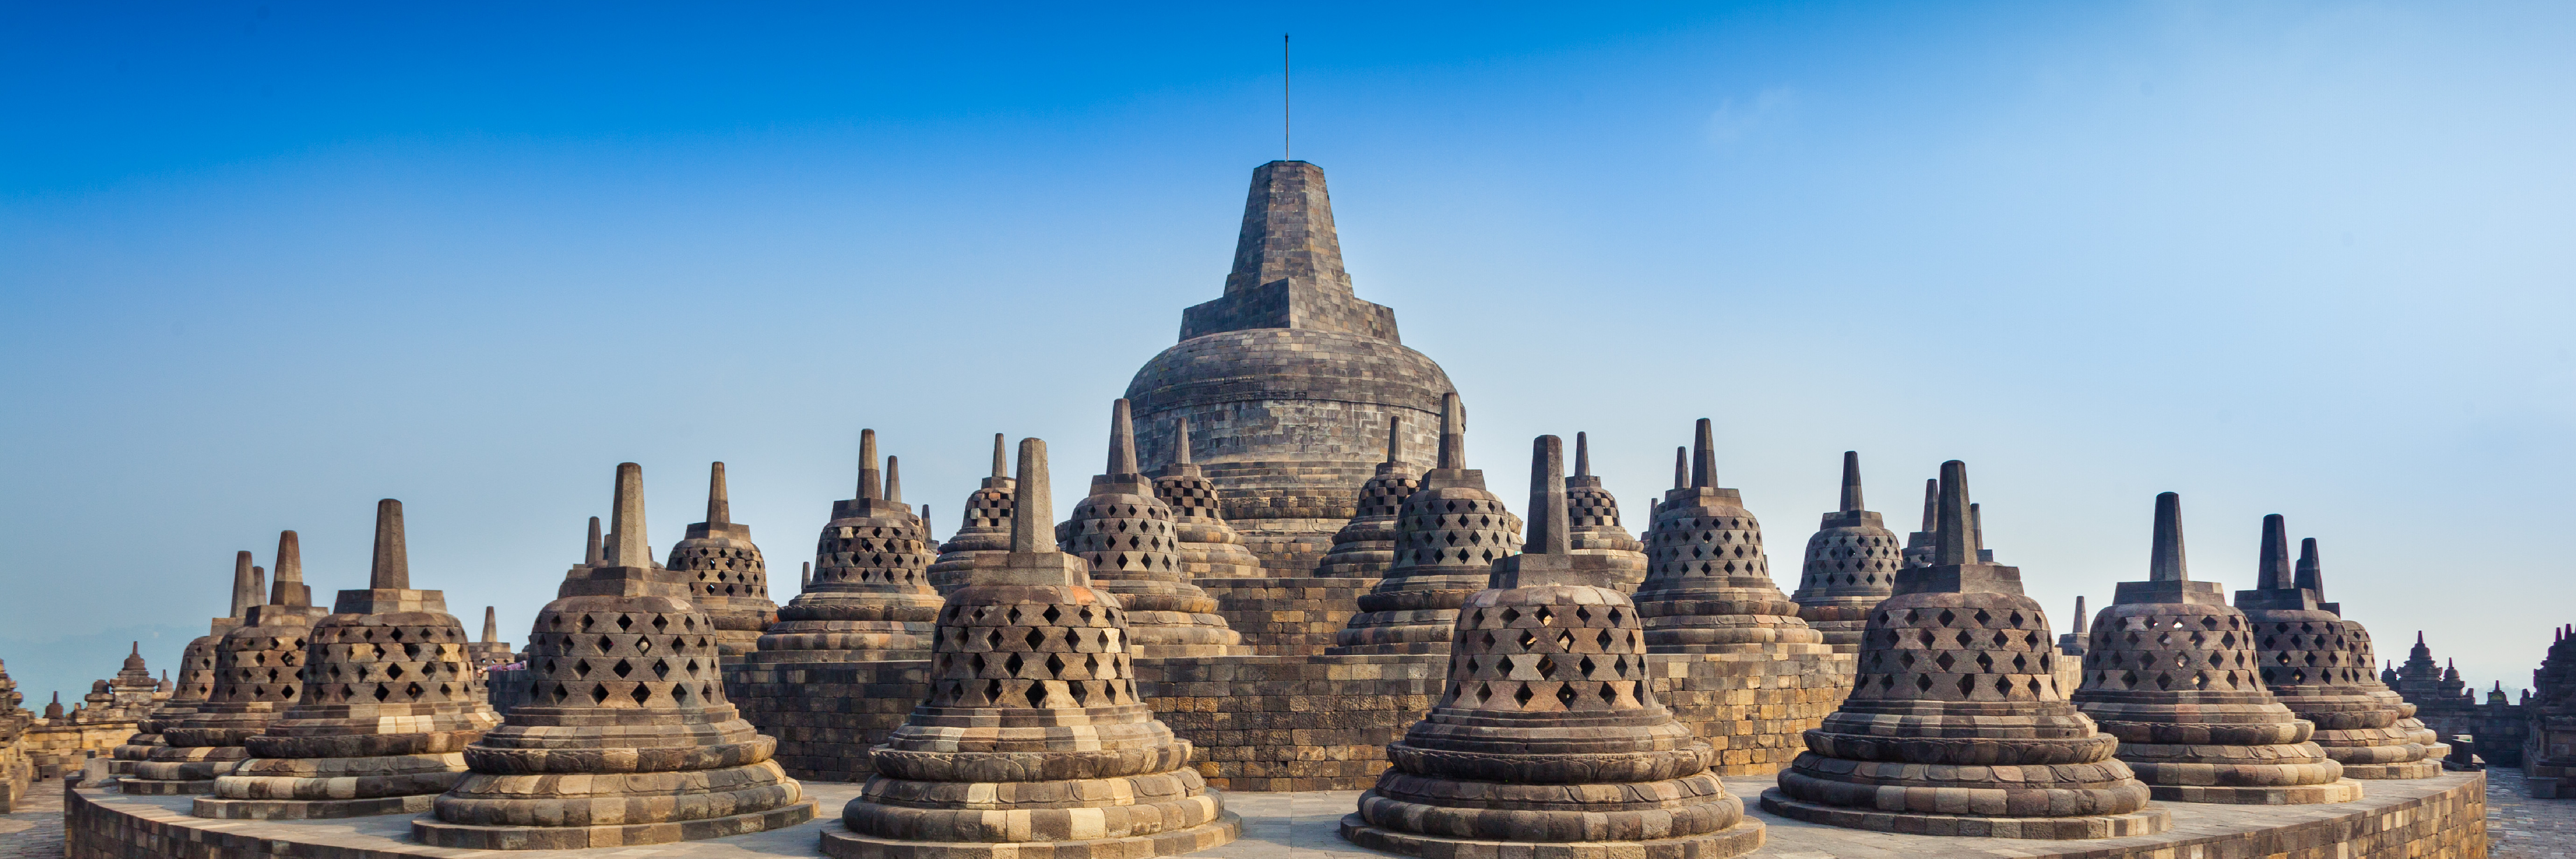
[2,2,2568,705]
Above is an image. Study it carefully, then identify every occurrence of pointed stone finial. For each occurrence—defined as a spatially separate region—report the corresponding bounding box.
[1173,415,1194,466]
[1011,438,1055,554]
[584,516,603,566]
[229,550,260,617]
[1107,399,1140,476]
[2071,595,2089,634]
[370,500,409,589]
[610,462,649,567]
[2257,514,2292,590]
[1838,451,1864,513]
[482,606,498,643]
[1671,447,1686,490]
[919,505,935,544]
[1918,478,1938,533]
[1435,392,1466,470]
[1525,435,1570,556]
[990,433,1008,478]
[2417,631,2425,645]
[2149,492,2187,582]
[1934,461,1974,565]
[857,430,883,500]
[800,561,812,589]
[706,462,731,526]
[1574,432,1591,478]
[1689,419,1718,488]
[1386,415,1404,464]
[2294,537,2323,596]
[1969,503,1986,553]
[271,530,310,607]
[885,456,905,503]
[251,566,267,606]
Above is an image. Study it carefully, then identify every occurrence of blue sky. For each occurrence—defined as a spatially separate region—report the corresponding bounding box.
[4,2,2569,705]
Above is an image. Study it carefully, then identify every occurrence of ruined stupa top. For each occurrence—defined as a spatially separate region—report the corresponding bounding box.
[1181,160,1397,342]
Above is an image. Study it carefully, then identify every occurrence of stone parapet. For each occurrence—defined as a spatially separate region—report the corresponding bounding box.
[1649,648,1855,775]
[1196,575,1374,655]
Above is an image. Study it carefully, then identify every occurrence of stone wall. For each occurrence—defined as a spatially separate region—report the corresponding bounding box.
[1195,575,1372,656]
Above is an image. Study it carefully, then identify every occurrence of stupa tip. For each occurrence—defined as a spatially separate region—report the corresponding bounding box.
[856,430,883,499]
[1435,392,1466,469]
[610,462,649,567]
[1837,450,1864,512]
[1172,414,1194,466]
[1107,399,1139,476]
[1689,418,1717,488]
[1525,435,1570,555]
[2148,492,2188,582]
[370,500,410,589]
[1011,437,1057,554]
[1933,460,1974,565]
[705,461,731,526]
[885,455,905,503]
[991,433,1009,479]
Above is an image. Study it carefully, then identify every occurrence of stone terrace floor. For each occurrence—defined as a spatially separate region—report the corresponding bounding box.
[30,770,2533,858]
[2491,767,2576,859]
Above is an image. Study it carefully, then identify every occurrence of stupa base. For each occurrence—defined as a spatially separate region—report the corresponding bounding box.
[1758,789,2172,840]
[410,799,818,850]
[189,792,432,819]
[2339,758,2444,780]
[819,811,1241,859]
[2147,779,2366,805]
[1339,813,1764,859]
[118,777,217,796]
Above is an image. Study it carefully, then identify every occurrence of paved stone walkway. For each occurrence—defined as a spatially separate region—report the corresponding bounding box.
[0,777,66,859]
[2491,767,2576,859]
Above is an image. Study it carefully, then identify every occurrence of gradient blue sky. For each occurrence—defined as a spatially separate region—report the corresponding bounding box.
[4,2,2569,706]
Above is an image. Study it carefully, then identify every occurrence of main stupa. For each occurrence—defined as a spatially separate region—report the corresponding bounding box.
[1124,161,1457,576]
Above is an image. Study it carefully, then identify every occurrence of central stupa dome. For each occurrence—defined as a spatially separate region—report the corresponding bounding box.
[1125,162,1456,574]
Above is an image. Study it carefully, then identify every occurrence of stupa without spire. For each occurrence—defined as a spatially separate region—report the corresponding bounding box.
[466,606,515,669]
[756,430,943,662]
[1563,432,1648,590]
[1339,436,1766,859]
[1329,393,1523,655]
[2071,493,2363,804]
[667,462,779,657]
[1317,416,1425,580]
[928,434,1015,594]
[196,499,503,819]
[418,463,812,848]
[1788,451,1902,652]
[1126,161,1458,576]
[1057,399,1249,657]
[2232,522,2441,779]
[823,438,1241,859]
[1631,419,1826,653]
[1153,415,1266,579]
[131,533,328,796]
[1763,460,2168,839]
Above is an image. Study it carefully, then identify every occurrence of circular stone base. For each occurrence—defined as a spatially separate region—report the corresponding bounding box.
[117,778,214,796]
[819,811,1241,859]
[411,800,817,850]
[2147,779,2366,805]
[1758,789,2171,840]
[1339,813,1764,859]
[189,793,431,819]
[2341,759,2444,780]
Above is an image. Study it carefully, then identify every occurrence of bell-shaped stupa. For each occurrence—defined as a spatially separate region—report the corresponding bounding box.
[1632,420,1825,653]
[196,499,503,819]
[1153,415,1265,579]
[666,462,778,657]
[2232,520,2440,779]
[1317,417,1424,579]
[119,558,258,782]
[1563,432,1647,590]
[1762,461,2168,839]
[756,430,943,662]
[132,534,328,795]
[1339,435,1766,859]
[1125,161,1458,575]
[928,434,1015,595]
[1329,393,1523,655]
[1789,451,1901,653]
[2071,493,2363,804]
[823,438,1241,859]
[418,463,813,848]
[1058,399,1249,657]
[466,607,515,669]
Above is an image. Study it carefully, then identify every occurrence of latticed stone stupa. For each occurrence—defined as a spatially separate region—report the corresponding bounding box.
[825,438,1241,859]
[466,606,515,669]
[1153,415,1265,580]
[131,533,327,795]
[1563,432,1647,590]
[1340,435,1765,859]
[666,462,778,657]
[418,463,812,848]
[1316,417,1422,579]
[2071,493,2363,804]
[117,556,260,782]
[196,499,503,819]
[2233,519,2440,779]
[1058,399,1248,657]
[1632,419,1825,654]
[1763,461,2168,839]
[927,434,1013,595]
[756,430,943,662]
[1330,393,1523,655]
[1124,161,1457,574]
[1789,451,1902,653]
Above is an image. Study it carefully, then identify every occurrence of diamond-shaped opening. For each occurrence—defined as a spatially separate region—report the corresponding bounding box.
[616,615,633,631]
[1517,629,1537,650]
[630,684,651,704]
[372,684,390,701]
[575,660,594,678]
[1027,628,1047,650]
[653,659,672,678]
[1005,653,1025,676]
[1513,683,1535,707]
[589,683,610,704]
[612,660,633,678]
[1555,683,1577,707]
[1915,674,1934,692]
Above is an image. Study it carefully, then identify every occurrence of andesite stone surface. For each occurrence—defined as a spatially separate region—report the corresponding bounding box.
[756,431,943,664]
[1057,399,1250,658]
[667,462,780,658]
[1562,432,1647,592]
[1632,419,1828,656]
[2232,520,2441,781]
[927,434,1013,596]
[1788,451,1900,653]
[1328,393,1522,656]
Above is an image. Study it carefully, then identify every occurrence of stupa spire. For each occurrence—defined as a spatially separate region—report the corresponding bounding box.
[1525,435,1570,556]
[1573,432,1591,478]
[884,456,904,503]
[271,530,310,607]
[989,434,1006,477]
[584,516,603,566]
[1837,451,1864,513]
[1386,415,1403,463]
[856,429,882,500]
[369,500,409,590]
[1689,419,1719,488]
[2257,514,2293,591]
[1433,393,1466,470]
[2295,537,2324,596]
[1671,447,1686,490]
[1107,399,1140,476]
[610,462,649,567]
[2071,595,2089,634]
[1011,438,1054,554]
[706,462,731,526]
[1225,160,1349,296]
[1934,462,1975,566]
[229,551,260,618]
[481,606,498,643]
[2148,492,2187,582]
[1918,478,1938,533]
